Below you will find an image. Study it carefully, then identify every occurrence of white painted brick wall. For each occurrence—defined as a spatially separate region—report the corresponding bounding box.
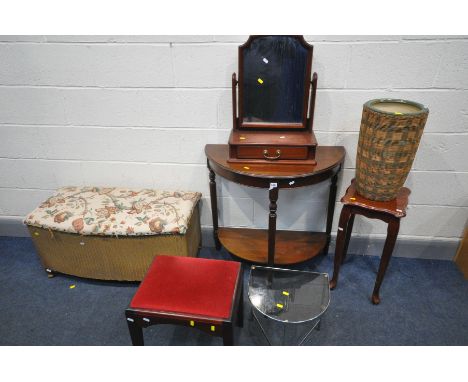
[0,44,174,87]
[0,36,467,249]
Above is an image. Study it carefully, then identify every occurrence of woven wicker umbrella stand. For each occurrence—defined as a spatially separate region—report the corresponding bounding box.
[355,99,429,201]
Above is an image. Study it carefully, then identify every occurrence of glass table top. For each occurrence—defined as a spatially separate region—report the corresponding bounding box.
[248,265,330,324]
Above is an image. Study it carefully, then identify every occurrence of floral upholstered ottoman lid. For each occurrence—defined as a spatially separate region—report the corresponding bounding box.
[24,187,201,236]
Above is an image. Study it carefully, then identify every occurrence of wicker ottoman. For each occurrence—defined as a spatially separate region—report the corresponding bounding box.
[24,187,202,281]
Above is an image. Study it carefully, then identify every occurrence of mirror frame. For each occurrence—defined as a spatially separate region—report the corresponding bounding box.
[237,35,313,130]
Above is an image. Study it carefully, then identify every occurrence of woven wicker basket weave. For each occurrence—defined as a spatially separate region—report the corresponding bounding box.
[355,99,429,201]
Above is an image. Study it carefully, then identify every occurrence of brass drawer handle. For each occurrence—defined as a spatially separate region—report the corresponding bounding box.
[263,149,281,160]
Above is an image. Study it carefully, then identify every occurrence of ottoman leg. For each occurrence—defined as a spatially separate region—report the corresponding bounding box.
[126,316,144,346]
[371,218,400,305]
[45,268,56,278]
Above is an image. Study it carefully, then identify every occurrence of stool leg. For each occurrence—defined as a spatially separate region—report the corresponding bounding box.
[222,322,234,346]
[330,206,352,290]
[237,284,244,328]
[341,214,355,264]
[127,319,144,346]
[371,218,400,305]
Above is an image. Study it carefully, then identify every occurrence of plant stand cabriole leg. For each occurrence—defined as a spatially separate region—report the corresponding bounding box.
[329,205,353,290]
[371,218,400,305]
[341,213,355,264]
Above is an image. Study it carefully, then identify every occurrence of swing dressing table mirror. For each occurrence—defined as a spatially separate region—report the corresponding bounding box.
[228,35,318,164]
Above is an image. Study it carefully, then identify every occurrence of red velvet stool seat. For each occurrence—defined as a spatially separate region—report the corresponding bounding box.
[125,255,243,345]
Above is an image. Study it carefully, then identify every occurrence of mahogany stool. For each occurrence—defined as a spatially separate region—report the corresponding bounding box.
[125,255,243,345]
[329,179,410,305]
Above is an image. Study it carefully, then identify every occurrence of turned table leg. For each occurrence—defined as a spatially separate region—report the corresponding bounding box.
[330,205,352,290]
[208,162,221,251]
[324,173,339,255]
[267,185,279,266]
[372,218,400,305]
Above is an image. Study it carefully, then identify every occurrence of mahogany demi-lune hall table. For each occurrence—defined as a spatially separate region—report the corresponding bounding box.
[205,144,345,266]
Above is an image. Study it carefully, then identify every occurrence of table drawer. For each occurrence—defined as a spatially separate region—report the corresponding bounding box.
[236,146,308,160]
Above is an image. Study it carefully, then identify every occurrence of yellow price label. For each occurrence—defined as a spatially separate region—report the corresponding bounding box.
[282,291,289,296]
[190,320,195,327]
[276,303,284,309]
[257,78,264,84]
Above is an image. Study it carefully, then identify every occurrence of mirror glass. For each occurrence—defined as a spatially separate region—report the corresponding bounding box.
[242,36,309,126]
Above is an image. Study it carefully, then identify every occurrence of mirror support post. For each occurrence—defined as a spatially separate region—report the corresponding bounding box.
[307,72,318,131]
[232,73,238,130]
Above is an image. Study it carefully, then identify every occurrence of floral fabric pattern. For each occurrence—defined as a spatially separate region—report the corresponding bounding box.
[24,187,201,236]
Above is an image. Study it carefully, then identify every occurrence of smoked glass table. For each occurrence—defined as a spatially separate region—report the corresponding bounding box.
[248,265,330,345]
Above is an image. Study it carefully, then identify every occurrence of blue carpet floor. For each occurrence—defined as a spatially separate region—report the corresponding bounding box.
[0,236,467,345]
